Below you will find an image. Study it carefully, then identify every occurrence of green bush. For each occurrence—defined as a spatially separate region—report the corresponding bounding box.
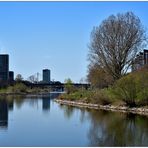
[113,70,148,107]
[90,89,112,105]
[0,88,7,93]
[7,83,27,93]
[135,71,148,106]
[59,88,114,105]
[64,78,78,94]
[59,89,92,102]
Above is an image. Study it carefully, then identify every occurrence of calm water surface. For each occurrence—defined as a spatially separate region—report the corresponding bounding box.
[0,93,148,146]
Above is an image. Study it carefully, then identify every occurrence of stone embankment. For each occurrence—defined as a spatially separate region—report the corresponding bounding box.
[55,99,148,116]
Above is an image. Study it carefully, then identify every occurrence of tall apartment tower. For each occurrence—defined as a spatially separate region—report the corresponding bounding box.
[9,71,14,81]
[132,49,148,71]
[0,54,9,81]
[43,69,50,83]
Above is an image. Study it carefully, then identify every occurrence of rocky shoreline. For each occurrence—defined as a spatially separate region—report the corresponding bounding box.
[55,99,148,116]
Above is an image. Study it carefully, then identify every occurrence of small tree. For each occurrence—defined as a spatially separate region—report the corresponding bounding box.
[15,74,23,82]
[64,78,76,94]
[28,75,38,83]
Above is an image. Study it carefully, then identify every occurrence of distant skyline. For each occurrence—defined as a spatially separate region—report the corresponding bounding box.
[0,1,148,82]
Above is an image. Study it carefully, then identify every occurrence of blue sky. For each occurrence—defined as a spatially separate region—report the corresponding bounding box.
[0,1,148,82]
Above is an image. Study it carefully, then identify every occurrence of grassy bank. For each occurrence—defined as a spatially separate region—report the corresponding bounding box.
[59,88,121,105]
[0,82,50,95]
[59,69,148,108]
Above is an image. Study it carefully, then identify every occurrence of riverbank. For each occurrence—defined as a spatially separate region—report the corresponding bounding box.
[0,91,50,96]
[55,99,148,116]
[0,82,52,96]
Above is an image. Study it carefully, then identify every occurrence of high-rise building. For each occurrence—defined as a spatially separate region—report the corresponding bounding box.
[144,49,148,65]
[43,69,50,83]
[132,49,148,71]
[9,71,14,81]
[0,54,9,81]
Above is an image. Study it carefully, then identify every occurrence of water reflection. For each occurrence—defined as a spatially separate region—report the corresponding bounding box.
[87,109,148,146]
[0,99,8,129]
[56,104,148,146]
[14,95,25,109]
[0,96,15,129]
[49,92,61,99]
[8,100,13,111]
[42,93,61,112]
[42,96,51,112]
[0,94,147,146]
[79,108,89,123]
[59,104,74,120]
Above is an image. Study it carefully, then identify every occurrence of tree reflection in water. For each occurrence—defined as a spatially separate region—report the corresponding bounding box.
[59,104,75,120]
[0,94,147,146]
[13,95,25,109]
[79,108,90,124]
[87,109,148,146]
[57,104,148,146]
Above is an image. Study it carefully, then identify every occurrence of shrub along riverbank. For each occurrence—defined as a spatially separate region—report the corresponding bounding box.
[0,82,50,95]
[58,69,148,112]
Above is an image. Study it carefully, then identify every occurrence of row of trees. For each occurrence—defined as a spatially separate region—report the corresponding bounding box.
[87,12,147,87]
[15,73,40,83]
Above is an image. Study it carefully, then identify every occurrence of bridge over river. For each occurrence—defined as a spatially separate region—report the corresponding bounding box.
[23,82,90,91]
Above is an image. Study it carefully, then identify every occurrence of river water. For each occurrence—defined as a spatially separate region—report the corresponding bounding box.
[0,93,148,146]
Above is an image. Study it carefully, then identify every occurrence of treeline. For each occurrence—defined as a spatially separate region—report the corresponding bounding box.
[0,81,50,94]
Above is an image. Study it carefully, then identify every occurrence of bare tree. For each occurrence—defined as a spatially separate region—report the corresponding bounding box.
[88,12,147,80]
[15,74,23,82]
[28,73,39,83]
[79,77,87,84]
[87,63,114,88]
[28,75,36,83]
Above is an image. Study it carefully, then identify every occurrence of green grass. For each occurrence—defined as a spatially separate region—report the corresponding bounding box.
[0,82,51,94]
[59,88,114,105]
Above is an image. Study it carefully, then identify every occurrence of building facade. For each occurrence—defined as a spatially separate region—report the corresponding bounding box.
[9,71,14,81]
[132,49,148,71]
[0,54,9,81]
[43,69,50,83]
